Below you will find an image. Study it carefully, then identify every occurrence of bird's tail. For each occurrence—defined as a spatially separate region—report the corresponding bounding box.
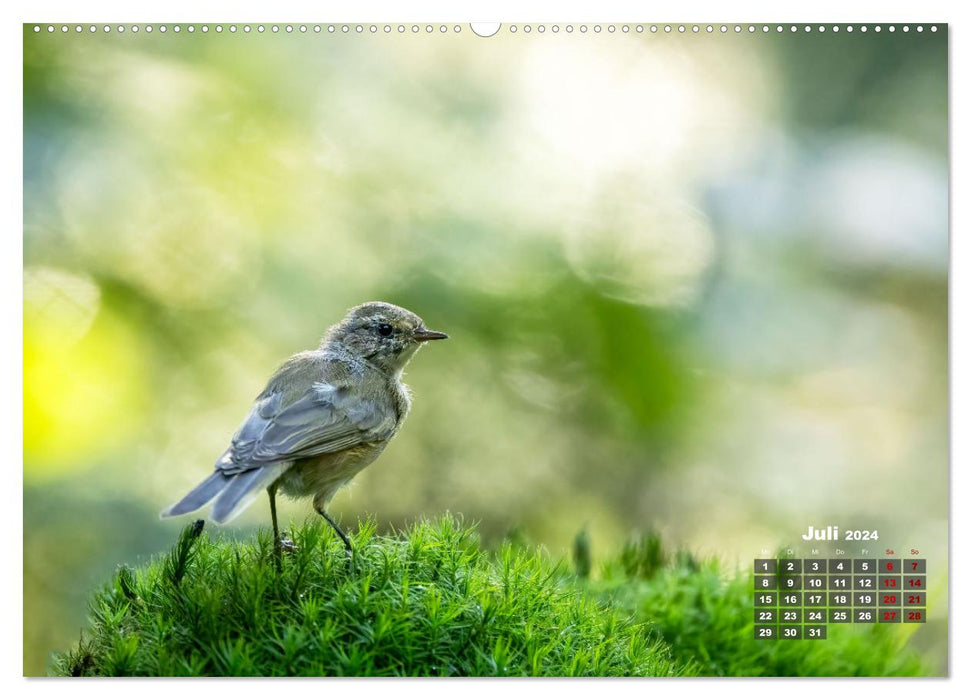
[161,465,287,524]
[160,472,230,519]
[210,464,287,524]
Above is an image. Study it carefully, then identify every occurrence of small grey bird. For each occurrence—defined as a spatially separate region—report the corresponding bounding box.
[161,301,448,553]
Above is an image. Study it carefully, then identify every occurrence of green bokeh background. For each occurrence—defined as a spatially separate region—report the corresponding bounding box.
[23,24,948,675]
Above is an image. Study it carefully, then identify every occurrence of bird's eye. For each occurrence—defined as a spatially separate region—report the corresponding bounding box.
[377,323,393,337]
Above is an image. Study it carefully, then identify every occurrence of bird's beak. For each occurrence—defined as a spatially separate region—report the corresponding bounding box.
[413,328,449,342]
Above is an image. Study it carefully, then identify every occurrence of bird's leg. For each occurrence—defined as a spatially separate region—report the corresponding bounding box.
[315,506,353,554]
[268,482,281,568]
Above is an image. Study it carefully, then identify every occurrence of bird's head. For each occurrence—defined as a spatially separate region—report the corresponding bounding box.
[324,301,448,374]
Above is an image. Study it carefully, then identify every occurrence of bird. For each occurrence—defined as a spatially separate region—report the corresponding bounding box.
[161,301,448,555]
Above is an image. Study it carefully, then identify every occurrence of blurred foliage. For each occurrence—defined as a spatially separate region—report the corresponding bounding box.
[618,532,670,580]
[24,26,947,674]
[572,526,592,579]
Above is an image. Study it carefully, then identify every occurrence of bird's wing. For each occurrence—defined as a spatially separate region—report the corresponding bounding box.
[216,381,396,474]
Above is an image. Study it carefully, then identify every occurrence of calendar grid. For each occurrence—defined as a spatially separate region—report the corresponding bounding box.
[753,557,927,639]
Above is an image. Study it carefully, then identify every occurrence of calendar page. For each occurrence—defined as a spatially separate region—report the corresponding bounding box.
[22,15,949,678]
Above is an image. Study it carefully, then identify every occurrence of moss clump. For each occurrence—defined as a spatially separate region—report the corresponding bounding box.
[52,516,691,677]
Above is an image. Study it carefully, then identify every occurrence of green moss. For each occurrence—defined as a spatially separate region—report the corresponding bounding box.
[52,517,691,677]
[53,519,930,677]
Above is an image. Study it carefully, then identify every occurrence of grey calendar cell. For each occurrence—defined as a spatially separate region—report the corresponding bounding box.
[779,608,802,623]
[829,575,851,590]
[780,592,801,607]
[853,559,876,574]
[755,609,777,624]
[904,559,926,574]
[880,592,902,607]
[904,592,926,607]
[853,591,876,607]
[854,575,876,590]
[754,625,777,640]
[804,609,826,624]
[904,575,926,590]
[904,609,927,623]
[779,625,801,640]
[879,559,901,574]
[754,559,777,574]
[804,625,827,640]
[829,591,852,607]
[754,592,777,607]
[803,592,827,607]
[878,609,902,623]
[828,559,851,574]
[828,608,851,623]
[755,575,777,590]
[779,575,802,590]
[879,575,901,591]
[854,608,876,623]
[804,575,826,590]
[779,559,802,574]
[803,558,826,573]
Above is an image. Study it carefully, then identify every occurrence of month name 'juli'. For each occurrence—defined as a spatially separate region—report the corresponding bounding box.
[801,525,839,541]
